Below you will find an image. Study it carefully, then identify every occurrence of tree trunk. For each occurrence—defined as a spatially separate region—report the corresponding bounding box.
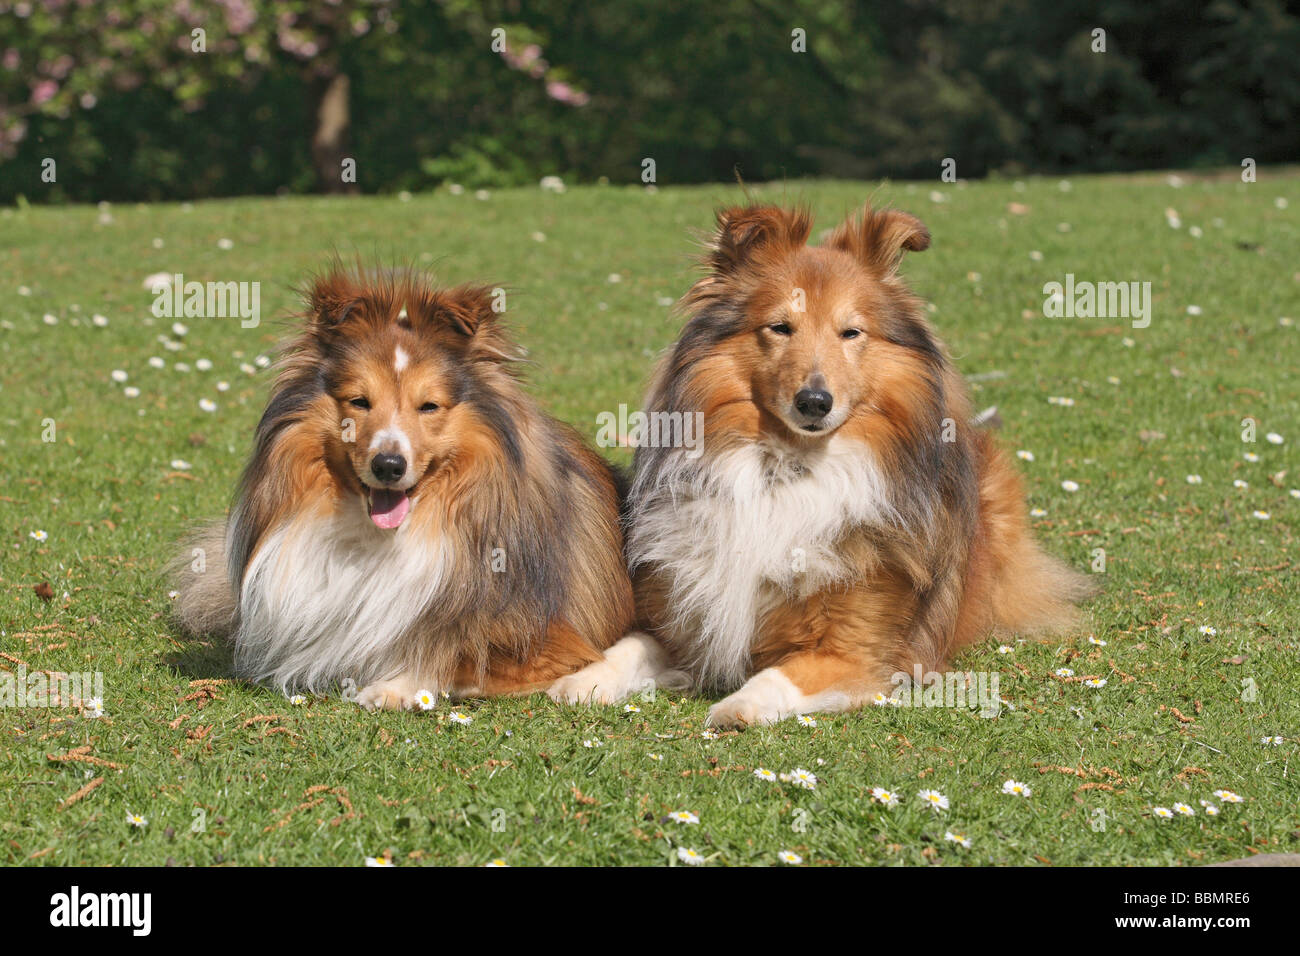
[311,70,355,194]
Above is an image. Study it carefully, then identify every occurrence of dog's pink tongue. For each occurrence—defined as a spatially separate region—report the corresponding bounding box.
[368,489,410,529]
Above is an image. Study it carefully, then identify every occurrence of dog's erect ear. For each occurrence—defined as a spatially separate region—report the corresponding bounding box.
[705,204,813,274]
[829,205,930,276]
[306,272,365,330]
[429,284,498,338]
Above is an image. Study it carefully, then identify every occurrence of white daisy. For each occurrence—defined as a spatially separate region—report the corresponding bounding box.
[1001,780,1032,797]
[414,689,436,711]
[870,787,900,807]
[918,789,950,811]
[648,753,663,762]
[1266,432,1283,444]
[148,356,165,369]
[448,710,471,725]
[1016,450,1035,461]
[1083,678,1107,688]
[1243,452,1260,462]
[998,644,1014,654]
[582,739,602,748]
[796,714,817,728]
[196,358,213,371]
[29,529,48,542]
[288,694,307,706]
[1186,474,1202,484]
[944,831,972,848]
[753,768,776,781]
[170,459,192,471]
[1088,636,1107,646]
[1233,479,1249,489]
[1030,507,1048,517]
[1061,480,1079,492]
[777,850,803,865]
[123,386,140,398]
[701,730,719,740]
[1253,510,1271,520]
[1213,789,1244,804]
[1261,735,1284,746]
[1198,625,1217,636]
[623,703,641,713]
[1152,806,1174,819]
[787,768,818,790]
[172,322,189,336]
[85,697,104,719]
[110,369,128,383]
[669,811,699,825]
[1173,802,1195,816]
[1054,668,1074,678]
[676,847,704,865]
[198,398,217,412]
[364,855,394,867]
[126,812,148,827]
[484,859,509,867]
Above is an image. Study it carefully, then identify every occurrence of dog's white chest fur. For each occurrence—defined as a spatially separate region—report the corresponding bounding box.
[629,438,894,688]
[233,499,449,692]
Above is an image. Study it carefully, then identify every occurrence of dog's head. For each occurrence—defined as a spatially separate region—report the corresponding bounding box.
[302,270,516,530]
[686,203,938,442]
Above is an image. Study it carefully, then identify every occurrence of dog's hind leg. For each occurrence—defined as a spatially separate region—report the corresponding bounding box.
[547,632,689,705]
[706,650,874,729]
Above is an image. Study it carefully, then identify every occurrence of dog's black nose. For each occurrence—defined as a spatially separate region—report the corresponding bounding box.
[794,387,833,420]
[370,453,407,484]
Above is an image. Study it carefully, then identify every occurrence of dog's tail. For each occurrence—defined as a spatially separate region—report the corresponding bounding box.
[977,439,1097,638]
[169,520,239,638]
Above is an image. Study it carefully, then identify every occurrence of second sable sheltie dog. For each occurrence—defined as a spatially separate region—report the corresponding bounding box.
[174,267,633,708]
[552,203,1092,727]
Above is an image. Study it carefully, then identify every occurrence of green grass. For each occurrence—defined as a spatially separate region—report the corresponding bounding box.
[1,172,1298,867]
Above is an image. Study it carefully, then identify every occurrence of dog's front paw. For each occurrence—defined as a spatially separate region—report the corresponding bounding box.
[548,663,630,706]
[356,678,421,712]
[706,690,784,729]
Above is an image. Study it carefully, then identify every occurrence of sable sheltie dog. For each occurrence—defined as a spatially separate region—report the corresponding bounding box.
[174,267,634,709]
[551,203,1092,727]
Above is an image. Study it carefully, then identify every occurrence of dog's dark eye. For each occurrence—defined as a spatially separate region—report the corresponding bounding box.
[841,328,863,340]
[419,401,439,412]
[768,323,793,336]
[348,397,370,410]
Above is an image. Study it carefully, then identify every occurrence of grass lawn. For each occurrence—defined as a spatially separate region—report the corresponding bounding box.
[1,171,1297,867]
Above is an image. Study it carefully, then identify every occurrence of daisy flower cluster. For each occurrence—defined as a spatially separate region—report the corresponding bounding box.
[1152,789,1244,820]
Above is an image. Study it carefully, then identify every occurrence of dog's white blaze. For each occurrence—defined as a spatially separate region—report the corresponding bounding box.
[394,346,409,372]
[629,435,895,689]
[234,503,448,692]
